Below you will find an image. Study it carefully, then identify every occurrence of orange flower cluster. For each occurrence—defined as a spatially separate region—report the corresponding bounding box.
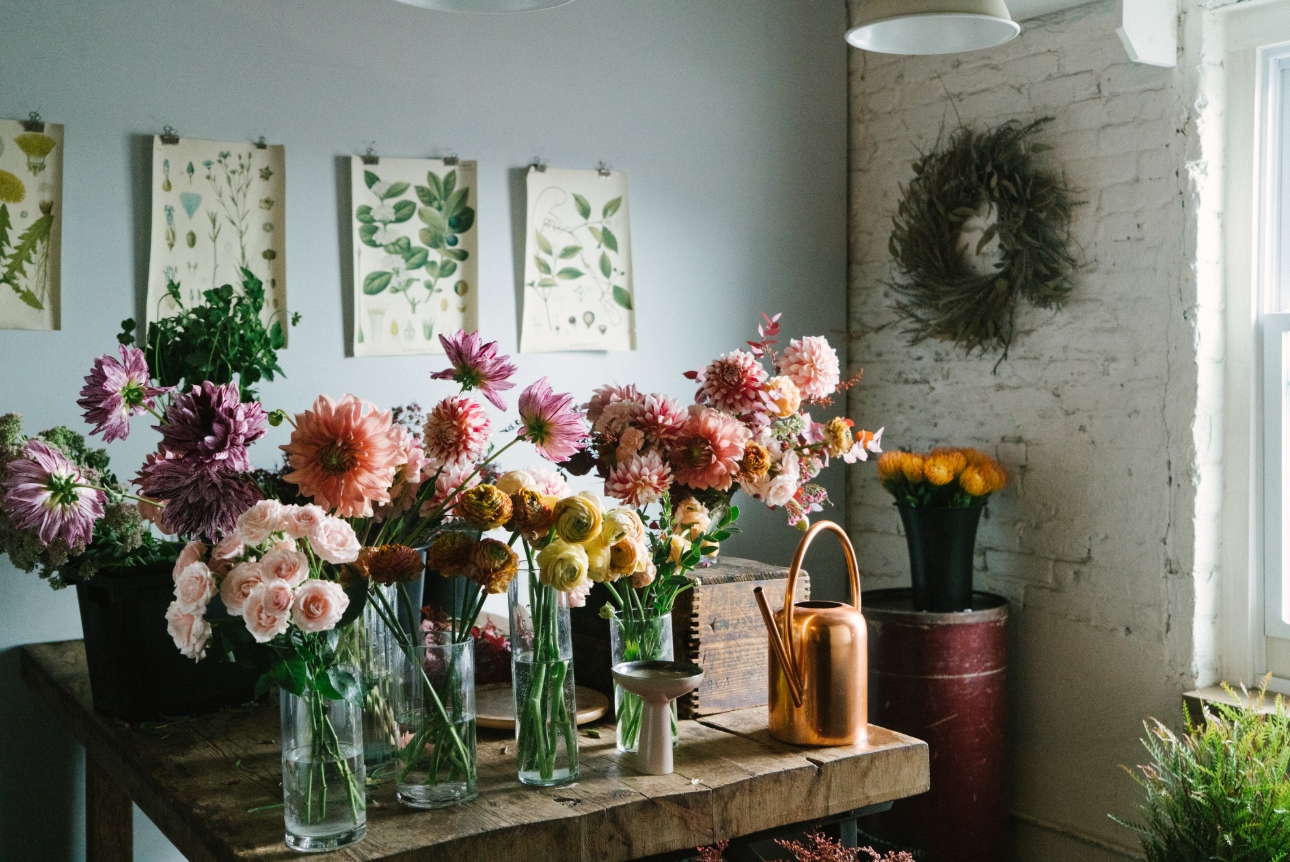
[877,447,1006,508]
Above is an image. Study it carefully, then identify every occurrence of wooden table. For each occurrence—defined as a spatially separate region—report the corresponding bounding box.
[21,640,929,862]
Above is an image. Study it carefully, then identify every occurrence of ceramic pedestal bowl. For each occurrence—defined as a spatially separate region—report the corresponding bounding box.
[611,660,704,775]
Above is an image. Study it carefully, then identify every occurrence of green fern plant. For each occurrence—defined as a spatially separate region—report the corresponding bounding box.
[1116,681,1290,862]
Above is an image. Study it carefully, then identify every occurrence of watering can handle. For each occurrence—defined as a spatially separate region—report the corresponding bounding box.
[782,521,863,684]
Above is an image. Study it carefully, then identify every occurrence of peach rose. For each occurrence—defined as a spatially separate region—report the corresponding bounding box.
[631,560,657,589]
[495,470,537,496]
[281,504,326,540]
[235,499,284,546]
[766,475,797,508]
[308,516,361,564]
[292,580,349,633]
[173,562,216,615]
[172,540,207,582]
[208,533,245,576]
[165,601,211,661]
[261,545,309,588]
[220,561,265,616]
[243,581,292,643]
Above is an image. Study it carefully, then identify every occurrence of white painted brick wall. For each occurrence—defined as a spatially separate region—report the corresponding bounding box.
[845,1,1204,858]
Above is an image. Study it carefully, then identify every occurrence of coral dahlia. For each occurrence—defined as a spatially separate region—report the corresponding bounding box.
[422,395,491,468]
[670,406,751,492]
[281,394,402,518]
[604,451,672,508]
[518,378,586,462]
[430,329,518,410]
[2,439,106,547]
[76,345,170,443]
[696,350,769,415]
[778,336,841,401]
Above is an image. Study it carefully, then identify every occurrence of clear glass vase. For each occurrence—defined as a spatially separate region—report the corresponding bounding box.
[280,679,367,852]
[337,583,399,769]
[392,637,478,808]
[508,571,578,786]
[610,612,677,752]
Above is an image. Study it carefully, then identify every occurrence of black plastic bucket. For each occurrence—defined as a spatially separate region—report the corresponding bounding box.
[897,505,984,613]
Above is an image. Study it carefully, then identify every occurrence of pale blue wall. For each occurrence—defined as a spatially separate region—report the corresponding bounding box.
[0,1,848,857]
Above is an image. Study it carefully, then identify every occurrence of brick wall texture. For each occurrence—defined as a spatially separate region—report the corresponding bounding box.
[845,1,1203,858]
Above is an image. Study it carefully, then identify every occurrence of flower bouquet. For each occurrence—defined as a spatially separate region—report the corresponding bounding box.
[876,447,1008,612]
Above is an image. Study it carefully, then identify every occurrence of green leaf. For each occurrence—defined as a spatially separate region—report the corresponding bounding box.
[391,200,416,223]
[573,193,591,219]
[559,245,582,259]
[338,579,369,628]
[364,170,380,189]
[588,226,603,245]
[602,196,622,218]
[424,260,440,280]
[0,205,11,257]
[269,320,285,350]
[438,259,457,278]
[612,285,632,310]
[424,171,444,202]
[535,256,552,275]
[271,656,309,697]
[355,205,375,224]
[358,223,380,247]
[419,207,447,247]
[601,226,619,253]
[443,247,469,261]
[419,228,444,250]
[443,188,468,220]
[381,181,410,200]
[538,278,557,287]
[535,231,553,255]
[384,236,412,256]
[15,288,42,310]
[557,267,583,280]
[363,271,393,295]
[442,170,456,199]
[254,672,274,699]
[1,213,53,295]
[323,667,360,703]
[599,251,612,278]
[404,247,429,269]
[415,184,439,206]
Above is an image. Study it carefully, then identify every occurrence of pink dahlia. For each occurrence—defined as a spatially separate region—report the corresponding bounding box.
[519,378,586,462]
[585,384,642,426]
[525,464,569,497]
[696,350,769,415]
[136,457,262,539]
[159,381,266,470]
[378,423,427,519]
[637,393,688,444]
[778,336,840,401]
[422,395,491,467]
[431,329,518,410]
[2,440,105,547]
[604,451,673,508]
[592,399,640,437]
[282,395,402,518]
[76,345,170,443]
[669,406,751,492]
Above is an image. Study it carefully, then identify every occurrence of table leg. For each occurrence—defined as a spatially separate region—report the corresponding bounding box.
[86,755,132,862]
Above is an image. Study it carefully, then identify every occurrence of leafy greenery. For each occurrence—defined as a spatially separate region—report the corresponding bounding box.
[888,118,1079,358]
[119,268,298,401]
[0,201,53,310]
[1116,682,1290,862]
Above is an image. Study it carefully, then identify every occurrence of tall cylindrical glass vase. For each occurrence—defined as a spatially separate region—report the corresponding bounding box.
[280,679,367,852]
[392,638,478,808]
[508,572,578,786]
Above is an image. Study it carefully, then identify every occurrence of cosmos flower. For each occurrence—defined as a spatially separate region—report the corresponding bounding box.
[518,378,585,462]
[158,381,266,470]
[430,329,518,410]
[2,439,105,547]
[281,394,402,517]
[604,451,673,508]
[778,336,841,401]
[695,350,769,415]
[669,405,751,491]
[422,395,491,468]
[76,345,170,443]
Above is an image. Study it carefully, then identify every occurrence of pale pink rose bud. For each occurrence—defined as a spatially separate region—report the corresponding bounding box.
[173,562,216,615]
[765,475,797,508]
[172,540,208,582]
[220,561,265,616]
[291,580,349,633]
[234,499,284,546]
[165,601,211,661]
[243,582,291,643]
[565,579,593,609]
[308,517,361,564]
[260,546,309,588]
[496,470,537,496]
[281,504,326,540]
[209,533,245,576]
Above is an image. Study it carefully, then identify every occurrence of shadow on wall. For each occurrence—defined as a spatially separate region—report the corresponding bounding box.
[0,646,82,857]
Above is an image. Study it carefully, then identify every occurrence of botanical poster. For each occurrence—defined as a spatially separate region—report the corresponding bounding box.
[0,119,63,330]
[350,157,478,355]
[520,167,634,353]
[145,136,288,339]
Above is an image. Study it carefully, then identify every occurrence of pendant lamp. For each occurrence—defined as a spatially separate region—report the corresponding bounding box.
[846,0,1020,55]
[392,0,575,11]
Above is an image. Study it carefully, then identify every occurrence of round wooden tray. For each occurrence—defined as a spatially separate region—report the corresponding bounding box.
[475,683,609,730]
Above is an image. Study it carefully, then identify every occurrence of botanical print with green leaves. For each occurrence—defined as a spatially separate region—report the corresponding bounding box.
[521,167,634,353]
[350,157,478,356]
[0,119,63,331]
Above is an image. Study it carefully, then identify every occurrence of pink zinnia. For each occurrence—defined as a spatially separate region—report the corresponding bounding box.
[430,329,518,410]
[422,395,491,468]
[637,394,688,444]
[696,350,769,415]
[2,440,106,547]
[779,336,841,401]
[604,451,673,508]
[518,378,586,463]
[669,406,751,492]
[159,381,266,470]
[281,394,402,518]
[585,384,642,426]
[76,345,170,443]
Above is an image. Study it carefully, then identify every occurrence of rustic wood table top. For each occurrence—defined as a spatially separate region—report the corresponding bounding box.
[21,640,929,862]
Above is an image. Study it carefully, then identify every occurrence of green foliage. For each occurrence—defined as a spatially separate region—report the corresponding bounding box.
[1116,683,1290,862]
[0,205,52,310]
[119,268,296,401]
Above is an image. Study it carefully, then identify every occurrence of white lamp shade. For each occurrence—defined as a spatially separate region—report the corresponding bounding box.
[846,0,1020,55]
[392,0,575,11]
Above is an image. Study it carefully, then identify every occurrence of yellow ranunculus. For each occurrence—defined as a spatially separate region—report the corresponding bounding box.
[536,539,589,592]
[553,495,602,544]
[601,508,642,546]
[584,535,615,582]
[608,537,644,577]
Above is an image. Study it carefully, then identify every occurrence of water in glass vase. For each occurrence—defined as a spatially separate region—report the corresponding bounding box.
[513,653,579,786]
[282,742,367,851]
[394,710,478,807]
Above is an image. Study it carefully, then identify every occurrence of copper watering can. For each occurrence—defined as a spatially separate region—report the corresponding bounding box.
[754,520,867,746]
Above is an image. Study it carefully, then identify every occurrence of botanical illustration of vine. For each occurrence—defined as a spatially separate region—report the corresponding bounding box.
[527,188,630,335]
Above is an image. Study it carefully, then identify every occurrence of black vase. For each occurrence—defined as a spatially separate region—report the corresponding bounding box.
[897,505,984,612]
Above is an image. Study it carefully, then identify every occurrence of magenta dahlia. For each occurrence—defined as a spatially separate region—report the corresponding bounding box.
[76,345,170,443]
[136,455,262,539]
[158,381,266,470]
[430,329,518,411]
[2,440,106,547]
[695,350,769,415]
[518,378,586,462]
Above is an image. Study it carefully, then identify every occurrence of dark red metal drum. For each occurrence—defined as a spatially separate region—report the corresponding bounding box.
[862,588,1008,861]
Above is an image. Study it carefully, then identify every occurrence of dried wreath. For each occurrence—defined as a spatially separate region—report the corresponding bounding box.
[887,117,1079,359]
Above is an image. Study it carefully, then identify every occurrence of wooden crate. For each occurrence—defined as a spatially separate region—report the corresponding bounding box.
[569,556,808,719]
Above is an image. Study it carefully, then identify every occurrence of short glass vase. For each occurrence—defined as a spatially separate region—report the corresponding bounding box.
[508,572,579,786]
[610,612,678,753]
[392,637,478,808]
[280,679,367,852]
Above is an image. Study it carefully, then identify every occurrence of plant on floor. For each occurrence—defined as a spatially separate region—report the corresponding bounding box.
[877,447,1008,508]
[1115,680,1290,861]
[693,833,915,861]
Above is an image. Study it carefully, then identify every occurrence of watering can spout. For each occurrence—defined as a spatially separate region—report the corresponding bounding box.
[754,586,804,708]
